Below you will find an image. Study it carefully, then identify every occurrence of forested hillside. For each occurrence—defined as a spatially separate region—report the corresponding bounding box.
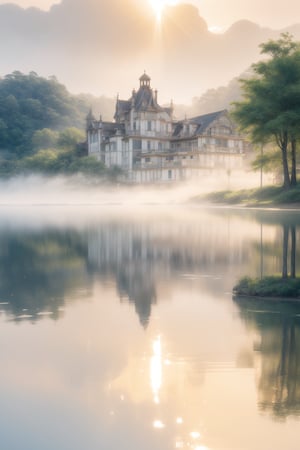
[0,71,88,155]
[0,71,118,179]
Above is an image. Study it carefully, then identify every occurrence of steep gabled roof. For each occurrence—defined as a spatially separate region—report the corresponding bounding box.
[191,110,227,134]
[172,110,228,138]
[114,73,173,118]
[133,86,162,112]
[101,121,125,138]
[114,99,131,120]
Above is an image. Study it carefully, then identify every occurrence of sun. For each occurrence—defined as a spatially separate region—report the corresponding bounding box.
[149,0,178,22]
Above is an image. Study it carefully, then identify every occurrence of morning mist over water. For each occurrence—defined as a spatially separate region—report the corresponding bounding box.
[0,172,264,208]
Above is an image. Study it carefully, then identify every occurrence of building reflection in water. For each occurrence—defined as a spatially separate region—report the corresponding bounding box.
[117,264,156,328]
[0,210,252,326]
[87,214,252,327]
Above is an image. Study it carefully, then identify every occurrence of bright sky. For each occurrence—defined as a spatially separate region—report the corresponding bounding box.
[1,0,300,30]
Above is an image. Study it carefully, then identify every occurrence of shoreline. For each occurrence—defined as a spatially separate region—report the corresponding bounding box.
[233,293,300,303]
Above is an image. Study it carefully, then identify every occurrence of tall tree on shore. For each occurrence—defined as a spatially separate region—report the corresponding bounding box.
[232,34,300,189]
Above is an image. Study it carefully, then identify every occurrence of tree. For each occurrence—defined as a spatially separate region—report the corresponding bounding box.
[32,128,59,150]
[57,127,85,150]
[232,33,300,189]
[0,71,89,155]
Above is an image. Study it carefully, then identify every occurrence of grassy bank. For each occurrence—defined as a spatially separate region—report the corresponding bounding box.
[196,185,300,206]
[233,276,300,298]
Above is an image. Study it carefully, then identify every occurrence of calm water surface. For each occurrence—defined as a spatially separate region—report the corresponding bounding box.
[0,205,299,450]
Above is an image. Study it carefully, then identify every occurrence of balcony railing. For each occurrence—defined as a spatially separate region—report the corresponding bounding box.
[170,146,244,154]
[127,130,172,138]
[133,160,183,169]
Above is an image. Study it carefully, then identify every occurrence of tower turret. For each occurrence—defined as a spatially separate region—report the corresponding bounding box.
[139,72,151,88]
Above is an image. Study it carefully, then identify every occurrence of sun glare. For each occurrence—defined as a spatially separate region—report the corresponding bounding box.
[149,0,178,21]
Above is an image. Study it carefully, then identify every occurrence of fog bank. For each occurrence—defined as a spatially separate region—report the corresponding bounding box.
[0,172,264,206]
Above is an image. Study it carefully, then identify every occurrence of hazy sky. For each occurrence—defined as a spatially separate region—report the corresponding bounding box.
[1,0,300,30]
[1,0,300,103]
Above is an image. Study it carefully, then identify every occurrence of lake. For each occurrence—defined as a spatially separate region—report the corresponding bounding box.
[0,204,299,450]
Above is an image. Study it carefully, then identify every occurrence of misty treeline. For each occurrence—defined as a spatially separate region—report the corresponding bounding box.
[0,71,116,178]
[233,33,300,190]
[176,72,249,118]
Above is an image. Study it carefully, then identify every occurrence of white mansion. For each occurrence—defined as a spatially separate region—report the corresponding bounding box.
[87,73,248,183]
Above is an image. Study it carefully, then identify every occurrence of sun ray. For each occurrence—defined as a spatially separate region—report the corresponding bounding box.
[149,0,178,22]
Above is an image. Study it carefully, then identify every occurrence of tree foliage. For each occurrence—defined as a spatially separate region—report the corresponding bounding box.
[0,72,122,179]
[0,71,88,155]
[232,34,300,189]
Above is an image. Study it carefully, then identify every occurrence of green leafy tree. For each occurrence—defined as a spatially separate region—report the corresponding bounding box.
[21,149,59,174]
[32,128,59,150]
[0,71,89,156]
[233,33,300,189]
[57,127,85,150]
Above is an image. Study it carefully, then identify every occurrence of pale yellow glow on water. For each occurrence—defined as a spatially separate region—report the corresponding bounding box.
[151,335,162,403]
[153,419,165,429]
[190,431,201,439]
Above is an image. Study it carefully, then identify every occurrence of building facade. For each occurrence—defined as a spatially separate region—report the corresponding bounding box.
[87,73,249,183]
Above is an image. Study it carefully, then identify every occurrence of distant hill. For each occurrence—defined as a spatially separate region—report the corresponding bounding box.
[0,0,300,102]
[173,69,252,119]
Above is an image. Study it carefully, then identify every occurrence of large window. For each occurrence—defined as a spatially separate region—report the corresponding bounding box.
[133,139,142,150]
[215,139,228,148]
[91,132,98,144]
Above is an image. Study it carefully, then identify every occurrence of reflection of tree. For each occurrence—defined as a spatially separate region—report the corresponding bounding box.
[282,224,296,279]
[234,210,300,417]
[247,210,300,280]
[291,226,296,278]
[0,230,91,321]
[234,298,300,419]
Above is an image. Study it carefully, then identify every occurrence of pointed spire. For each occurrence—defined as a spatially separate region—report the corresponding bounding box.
[86,108,95,127]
